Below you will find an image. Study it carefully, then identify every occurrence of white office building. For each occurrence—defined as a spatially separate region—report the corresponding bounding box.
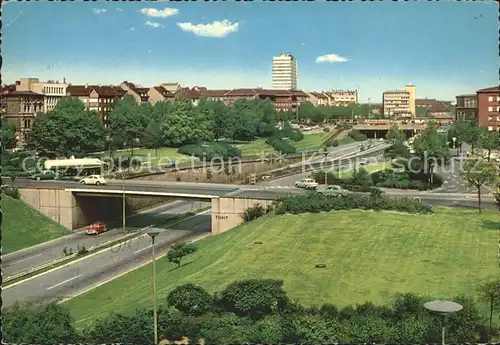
[272,53,297,90]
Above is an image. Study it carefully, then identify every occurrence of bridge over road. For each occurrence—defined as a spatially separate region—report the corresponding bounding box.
[12,179,493,235]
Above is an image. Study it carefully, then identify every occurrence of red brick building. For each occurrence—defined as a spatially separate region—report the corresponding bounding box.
[476,86,500,131]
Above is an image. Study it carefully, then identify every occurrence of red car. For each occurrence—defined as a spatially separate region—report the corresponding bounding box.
[86,221,108,235]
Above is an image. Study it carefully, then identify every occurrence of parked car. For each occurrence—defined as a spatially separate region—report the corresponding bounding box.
[294,178,319,190]
[30,170,58,181]
[80,175,107,185]
[86,221,108,235]
[316,185,352,197]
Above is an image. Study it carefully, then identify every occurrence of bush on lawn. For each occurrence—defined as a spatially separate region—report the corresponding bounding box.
[347,130,367,142]
[265,137,296,154]
[242,203,268,223]
[178,142,242,161]
[279,122,303,142]
[371,169,443,191]
[274,193,433,215]
[2,186,20,199]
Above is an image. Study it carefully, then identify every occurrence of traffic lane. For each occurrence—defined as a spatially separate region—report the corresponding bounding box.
[2,212,212,308]
[424,198,497,210]
[3,200,209,277]
[11,179,238,196]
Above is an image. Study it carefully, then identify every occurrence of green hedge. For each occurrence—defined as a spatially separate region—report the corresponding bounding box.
[265,137,296,154]
[275,193,433,215]
[178,141,242,161]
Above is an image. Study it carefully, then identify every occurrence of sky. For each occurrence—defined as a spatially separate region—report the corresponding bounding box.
[2,0,499,103]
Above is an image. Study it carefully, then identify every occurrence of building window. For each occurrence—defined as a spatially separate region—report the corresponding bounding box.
[488,106,493,112]
[488,96,494,102]
[488,126,494,131]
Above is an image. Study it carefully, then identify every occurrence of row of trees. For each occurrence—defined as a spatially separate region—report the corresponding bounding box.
[297,102,378,124]
[10,95,294,157]
[4,278,500,344]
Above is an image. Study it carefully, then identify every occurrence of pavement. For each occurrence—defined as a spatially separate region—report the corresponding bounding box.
[2,210,212,308]
[2,200,210,278]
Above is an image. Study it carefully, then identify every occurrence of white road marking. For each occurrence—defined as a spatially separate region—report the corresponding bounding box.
[134,245,152,254]
[46,275,81,290]
[11,253,43,265]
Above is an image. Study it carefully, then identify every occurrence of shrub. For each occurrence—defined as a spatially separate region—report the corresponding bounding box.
[323,127,330,132]
[280,122,303,142]
[330,139,339,147]
[178,141,242,161]
[242,203,267,223]
[3,186,20,199]
[265,137,296,154]
[167,284,213,316]
[274,193,433,215]
[348,130,367,141]
[167,241,198,268]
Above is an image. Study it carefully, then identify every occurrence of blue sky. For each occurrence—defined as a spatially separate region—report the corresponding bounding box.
[3,0,498,102]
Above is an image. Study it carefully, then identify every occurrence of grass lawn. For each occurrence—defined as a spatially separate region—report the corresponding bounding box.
[2,196,71,254]
[96,132,338,165]
[99,147,197,166]
[287,131,332,152]
[64,207,500,328]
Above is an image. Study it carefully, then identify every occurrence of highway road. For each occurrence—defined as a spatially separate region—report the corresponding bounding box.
[3,200,210,278]
[2,210,212,308]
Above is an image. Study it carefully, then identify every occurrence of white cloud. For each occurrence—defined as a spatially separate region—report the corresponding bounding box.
[92,8,107,14]
[145,21,164,28]
[129,27,135,31]
[177,20,239,38]
[315,54,349,63]
[116,8,122,12]
[140,8,179,18]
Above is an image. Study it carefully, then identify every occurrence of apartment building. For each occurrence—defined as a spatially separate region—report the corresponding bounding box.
[16,77,68,112]
[272,53,298,90]
[324,90,358,106]
[0,85,44,146]
[199,90,230,102]
[120,81,150,104]
[476,86,500,131]
[148,86,172,105]
[66,85,126,126]
[382,90,411,118]
[305,91,329,106]
[161,83,182,93]
[455,94,477,122]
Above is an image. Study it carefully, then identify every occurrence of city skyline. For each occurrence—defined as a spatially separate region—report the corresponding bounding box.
[3,1,498,102]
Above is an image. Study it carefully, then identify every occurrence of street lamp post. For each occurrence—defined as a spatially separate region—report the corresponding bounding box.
[424,300,463,345]
[147,230,160,345]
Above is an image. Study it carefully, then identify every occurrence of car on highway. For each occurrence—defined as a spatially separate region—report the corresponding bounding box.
[80,175,107,185]
[29,170,59,181]
[294,178,319,190]
[86,221,108,235]
[316,185,352,197]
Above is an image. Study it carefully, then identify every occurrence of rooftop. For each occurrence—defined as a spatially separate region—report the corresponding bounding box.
[476,86,500,93]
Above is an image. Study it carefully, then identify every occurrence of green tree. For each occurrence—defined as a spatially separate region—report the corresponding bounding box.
[385,124,405,143]
[167,283,213,316]
[352,166,373,187]
[477,279,500,339]
[28,97,105,156]
[143,121,163,156]
[413,122,449,184]
[1,119,18,149]
[476,127,499,161]
[218,279,288,320]
[460,157,498,212]
[166,241,197,268]
[108,95,147,154]
[82,309,155,344]
[298,101,317,122]
[3,302,79,344]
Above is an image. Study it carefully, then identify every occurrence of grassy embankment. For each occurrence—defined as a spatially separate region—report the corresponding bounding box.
[64,207,500,328]
[2,196,71,254]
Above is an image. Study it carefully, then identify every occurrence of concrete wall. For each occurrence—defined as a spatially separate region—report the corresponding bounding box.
[19,188,81,229]
[136,157,304,184]
[19,188,174,231]
[211,197,275,234]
